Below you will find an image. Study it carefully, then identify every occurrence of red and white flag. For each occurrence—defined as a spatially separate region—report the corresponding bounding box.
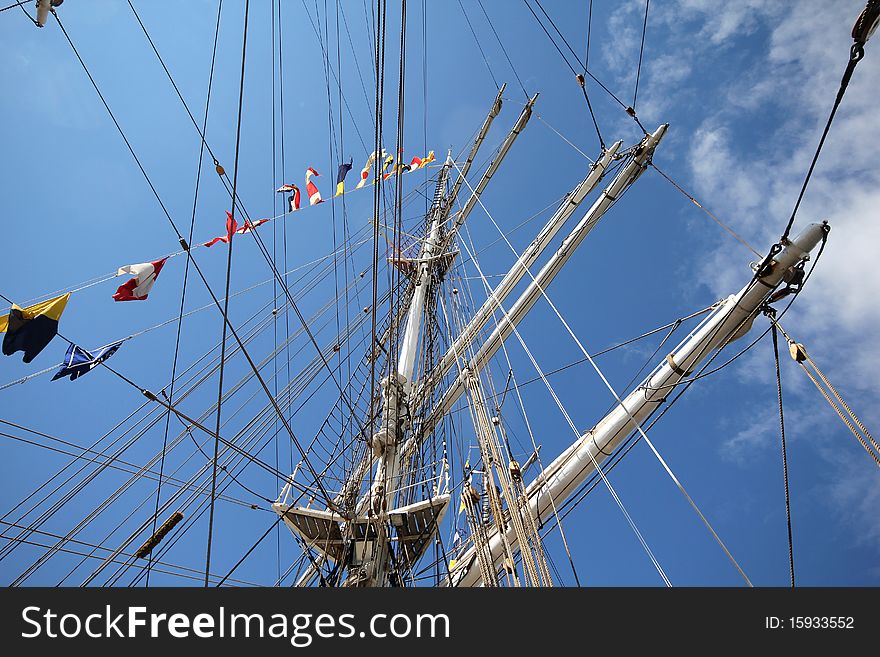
[355,150,385,189]
[306,167,323,205]
[113,257,168,302]
[288,186,301,212]
[238,218,270,234]
[203,211,238,248]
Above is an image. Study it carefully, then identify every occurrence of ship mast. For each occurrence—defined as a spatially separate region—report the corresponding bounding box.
[365,155,453,587]
[273,87,539,587]
[406,125,667,458]
[363,92,545,587]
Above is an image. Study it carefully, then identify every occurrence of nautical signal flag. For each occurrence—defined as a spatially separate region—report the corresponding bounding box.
[306,167,323,205]
[356,150,384,189]
[205,211,270,246]
[458,458,472,515]
[203,212,271,247]
[383,150,406,180]
[277,183,300,212]
[239,218,270,234]
[289,186,301,212]
[381,152,394,178]
[410,150,435,170]
[113,257,167,302]
[449,530,464,569]
[0,293,70,363]
[52,340,123,382]
[203,211,238,248]
[336,159,353,196]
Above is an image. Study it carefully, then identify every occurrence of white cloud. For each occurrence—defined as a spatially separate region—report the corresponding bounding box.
[674,0,784,44]
[602,0,880,558]
[692,2,880,556]
[825,450,880,550]
[720,406,779,464]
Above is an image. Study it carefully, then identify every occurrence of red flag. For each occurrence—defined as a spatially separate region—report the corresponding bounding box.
[203,211,238,248]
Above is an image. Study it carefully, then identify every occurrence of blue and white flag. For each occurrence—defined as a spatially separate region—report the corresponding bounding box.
[52,341,123,382]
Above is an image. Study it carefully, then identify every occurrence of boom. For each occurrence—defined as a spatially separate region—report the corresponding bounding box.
[448,222,830,586]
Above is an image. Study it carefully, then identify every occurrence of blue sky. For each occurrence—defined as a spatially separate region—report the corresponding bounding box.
[0,0,878,587]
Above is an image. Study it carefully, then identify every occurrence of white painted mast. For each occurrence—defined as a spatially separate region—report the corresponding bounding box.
[447,83,507,209]
[336,132,629,531]
[395,154,454,397]
[279,123,660,587]
[419,139,622,405]
[448,222,830,586]
[441,94,539,252]
[277,87,539,587]
[405,125,667,459]
[364,154,454,586]
[365,94,541,587]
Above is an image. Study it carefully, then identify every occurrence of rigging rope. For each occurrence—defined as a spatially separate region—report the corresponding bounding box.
[651,163,761,257]
[476,0,528,99]
[770,322,796,588]
[523,0,635,139]
[277,0,294,481]
[457,223,672,586]
[0,524,258,586]
[780,1,876,242]
[271,0,282,583]
[0,1,28,13]
[52,11,339,499]
[536,114,596,162]
[0,424,254,509]
[457,0,500,90]
[771,320,880,468]
[205,0,249,587]
[454,163,753,586]
[27,266,384,584]
[215,517,282,586]
[584,0,592,69]
[451,245,581,585]
[148,0,223,588]
[368,0,387,482]
[519,231,829,582]
[633,0,650,109]
[299,0,371,151]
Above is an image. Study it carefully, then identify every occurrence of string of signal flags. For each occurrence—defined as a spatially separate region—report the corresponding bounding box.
[0,148,436,382]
